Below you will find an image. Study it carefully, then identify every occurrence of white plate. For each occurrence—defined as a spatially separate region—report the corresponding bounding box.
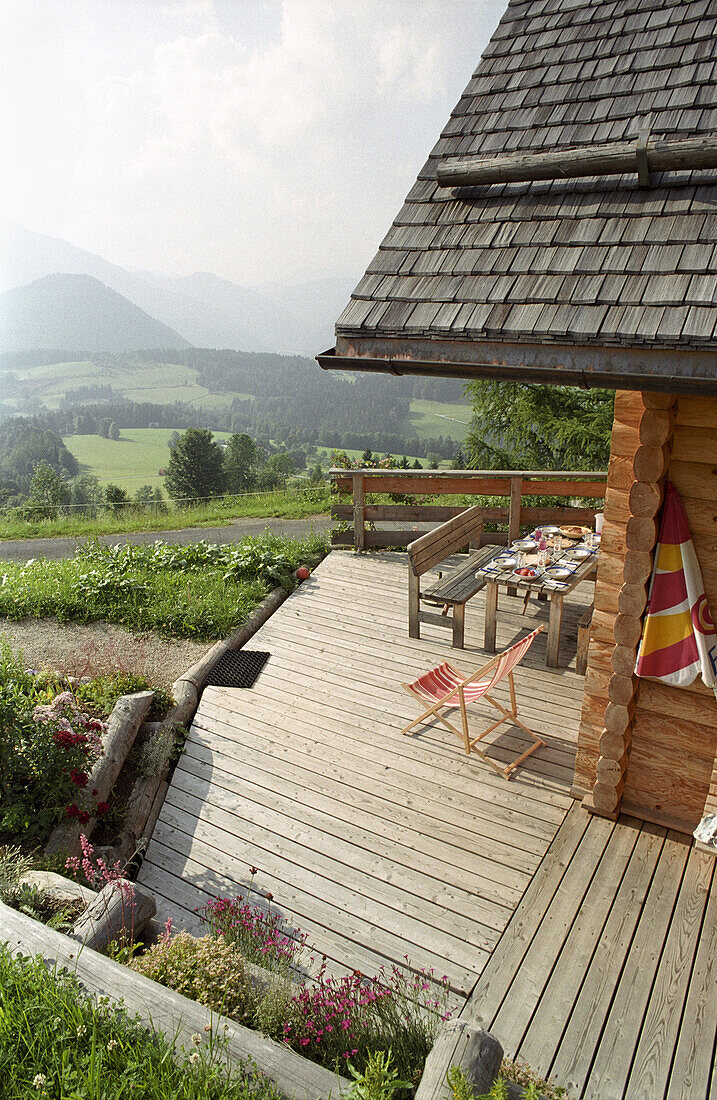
[541,525,561,535]
[569,548,591,560]
[546,567,571,579]
[513,568,539,580]
[496,556,517,568]
[513,539,537,551]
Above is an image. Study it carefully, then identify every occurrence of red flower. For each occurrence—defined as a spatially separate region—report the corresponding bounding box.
[265,892,273,902]
[70,770,88,788]
[66,803,81,819]
[77,809,90,824]
[249,866,258,875]
[96,802,110,816]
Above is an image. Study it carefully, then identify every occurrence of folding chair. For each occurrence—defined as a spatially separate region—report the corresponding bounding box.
[401,626,545,779]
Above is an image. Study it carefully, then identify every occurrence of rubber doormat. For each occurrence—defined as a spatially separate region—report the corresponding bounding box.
[203,650,270,689]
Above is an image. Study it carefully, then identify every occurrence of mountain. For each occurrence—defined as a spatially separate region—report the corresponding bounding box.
[1,224,358,355]
[0,274,191,353]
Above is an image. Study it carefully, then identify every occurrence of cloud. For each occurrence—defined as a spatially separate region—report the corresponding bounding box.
[4,0,502,282]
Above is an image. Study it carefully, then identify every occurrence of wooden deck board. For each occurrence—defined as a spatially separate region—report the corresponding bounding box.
[137,550,716,1097]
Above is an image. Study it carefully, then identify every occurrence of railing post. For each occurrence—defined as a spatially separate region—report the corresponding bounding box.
[508,475,522,543]
[353,473,365,552]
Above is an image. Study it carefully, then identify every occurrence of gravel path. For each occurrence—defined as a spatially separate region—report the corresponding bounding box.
[0,515,332,563]
[0,618,209,688]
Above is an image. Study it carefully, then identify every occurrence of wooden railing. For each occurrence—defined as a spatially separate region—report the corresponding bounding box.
[330,468,607,552]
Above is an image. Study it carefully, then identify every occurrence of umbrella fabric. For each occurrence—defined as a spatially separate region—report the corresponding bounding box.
[635,482,717,691]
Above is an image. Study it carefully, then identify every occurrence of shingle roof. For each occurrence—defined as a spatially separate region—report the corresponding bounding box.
[334,0,717,362]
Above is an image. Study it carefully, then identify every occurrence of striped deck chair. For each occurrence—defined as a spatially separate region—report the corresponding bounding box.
[401,626,545,779]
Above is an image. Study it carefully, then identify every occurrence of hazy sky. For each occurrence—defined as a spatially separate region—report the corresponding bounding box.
[3,0,504,286]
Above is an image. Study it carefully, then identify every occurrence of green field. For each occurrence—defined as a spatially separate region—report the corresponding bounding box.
[408,399,471,442]
[11,359,249,412]
[62,427,233,492]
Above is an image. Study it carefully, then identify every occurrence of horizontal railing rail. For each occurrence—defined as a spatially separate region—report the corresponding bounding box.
[329,468,607,552]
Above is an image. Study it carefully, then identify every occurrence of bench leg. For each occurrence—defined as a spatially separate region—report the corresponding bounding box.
[408,570,420,640]
[452,604,466,648]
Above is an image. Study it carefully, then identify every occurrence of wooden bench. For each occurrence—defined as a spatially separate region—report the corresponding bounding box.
[576,602,594,675]
[407,506,492,648]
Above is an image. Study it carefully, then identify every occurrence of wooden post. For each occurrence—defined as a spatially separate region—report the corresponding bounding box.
[484,581,498,652]
[353,473,365,552]
[414,1019,503,1100]
[546,593,564,668]
[508,476,522,544]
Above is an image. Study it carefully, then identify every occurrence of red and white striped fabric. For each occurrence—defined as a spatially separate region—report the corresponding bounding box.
[408,626,542,705]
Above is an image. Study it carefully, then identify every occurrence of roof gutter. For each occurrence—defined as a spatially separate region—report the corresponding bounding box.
[316,345,717,396]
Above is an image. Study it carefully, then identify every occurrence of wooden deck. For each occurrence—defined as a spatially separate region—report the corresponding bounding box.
[138,550,587,996]
[467,806,717,1100]
[137,550,717,1097]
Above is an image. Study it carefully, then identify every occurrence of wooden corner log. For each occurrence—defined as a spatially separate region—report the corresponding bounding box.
[0,900,349,1100]
[414,1019,503,1100]
[70,879,157,953]
[45,692,154,860]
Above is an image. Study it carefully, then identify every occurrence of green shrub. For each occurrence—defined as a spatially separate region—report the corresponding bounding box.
[75,672,173,719]
[129,931,258,1023]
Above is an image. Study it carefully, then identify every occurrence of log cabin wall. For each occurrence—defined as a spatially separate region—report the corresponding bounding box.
[573,391,717,833]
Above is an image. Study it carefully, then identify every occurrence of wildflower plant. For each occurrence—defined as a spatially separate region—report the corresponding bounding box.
[0,644,106,839]
[197,871,307,978]
[282,959,450,1084]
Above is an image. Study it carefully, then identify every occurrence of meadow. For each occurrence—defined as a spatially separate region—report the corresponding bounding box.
[62,428,234,493]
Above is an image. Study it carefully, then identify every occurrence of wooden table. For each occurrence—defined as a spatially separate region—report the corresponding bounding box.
[479,545,598,667]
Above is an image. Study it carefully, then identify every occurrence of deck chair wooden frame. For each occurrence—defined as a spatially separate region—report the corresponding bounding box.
[401,626,546,780]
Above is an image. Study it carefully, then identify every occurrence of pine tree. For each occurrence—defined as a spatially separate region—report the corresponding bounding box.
[164,428,226,505]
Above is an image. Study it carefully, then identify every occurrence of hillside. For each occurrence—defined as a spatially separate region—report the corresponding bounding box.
[0,274,191,353]
[2,224,356,355]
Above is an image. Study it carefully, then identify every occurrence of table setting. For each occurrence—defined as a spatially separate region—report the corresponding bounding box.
[475,525,600,592]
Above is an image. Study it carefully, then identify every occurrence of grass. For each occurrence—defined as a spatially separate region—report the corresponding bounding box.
[62,428,234,493]
[11,360,238,414]
[0,533,328,640]
[407,400,471,443]
[0,486,331,540]
[0,944,283,1100]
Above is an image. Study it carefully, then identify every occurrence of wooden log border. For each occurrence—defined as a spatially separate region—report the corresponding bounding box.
[0,901,349,1100]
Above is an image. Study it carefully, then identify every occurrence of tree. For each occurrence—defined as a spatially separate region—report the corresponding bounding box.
[70,474,103,516]
[134,485,167,514]
[105,484,129,513]
[108,421,120,441]
[308,462,324,485]
[465,381,614,470]
[27,461,70,519]
[224,433,257,494]
[164,428,226,505]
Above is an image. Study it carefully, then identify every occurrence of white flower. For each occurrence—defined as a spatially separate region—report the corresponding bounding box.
[33,1074,47,1089]
[191,1032,202,1045]
[76,1025,86,1038]
[189,1051,200,1065]
[107,1039,118,1052]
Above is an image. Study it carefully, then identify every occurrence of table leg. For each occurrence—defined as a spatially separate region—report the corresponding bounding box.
[484,582,498,652]
[547,593,564,667]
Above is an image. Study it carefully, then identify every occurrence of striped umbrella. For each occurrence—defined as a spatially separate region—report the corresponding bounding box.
[635,482,717,693]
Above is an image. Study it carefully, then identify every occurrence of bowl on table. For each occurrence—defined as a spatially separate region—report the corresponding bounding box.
[513,539,538,551]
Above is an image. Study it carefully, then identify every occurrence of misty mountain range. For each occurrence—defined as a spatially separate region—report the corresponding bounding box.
[1,224,357,356]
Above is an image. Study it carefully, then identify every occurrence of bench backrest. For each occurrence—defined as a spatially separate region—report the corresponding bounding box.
[408,505,485,577]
